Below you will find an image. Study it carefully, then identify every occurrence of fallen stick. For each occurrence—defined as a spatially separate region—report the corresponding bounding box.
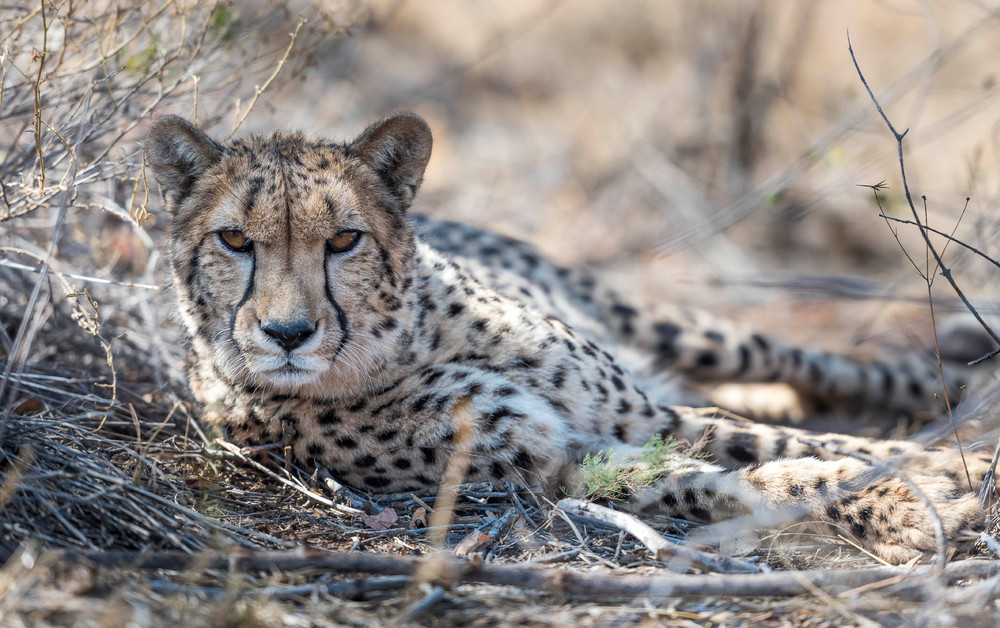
[557,498,759,574]
[148,575,412,600]
[54,548,1000,600]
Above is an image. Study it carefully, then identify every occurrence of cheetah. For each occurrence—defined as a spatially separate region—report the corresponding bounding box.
[146,112,994,564]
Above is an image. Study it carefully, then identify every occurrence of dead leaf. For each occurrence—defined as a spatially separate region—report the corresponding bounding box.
[410,506,428,529]
[11,397,44,415]
[455,532,493,557]
[361,507,398,531]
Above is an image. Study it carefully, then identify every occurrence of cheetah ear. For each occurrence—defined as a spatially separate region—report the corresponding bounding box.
[349,112,432,209]
[145,115,223,214]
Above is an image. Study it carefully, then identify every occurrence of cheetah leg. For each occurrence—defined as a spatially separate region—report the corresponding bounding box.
[626,452,983,564]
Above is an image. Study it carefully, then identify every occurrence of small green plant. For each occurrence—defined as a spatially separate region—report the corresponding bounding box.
[579,434,698,500]
[209,5,241,43]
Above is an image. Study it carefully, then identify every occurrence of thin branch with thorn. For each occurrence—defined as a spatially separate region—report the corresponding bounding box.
[849,32,1000,360]
[849,32,982,491]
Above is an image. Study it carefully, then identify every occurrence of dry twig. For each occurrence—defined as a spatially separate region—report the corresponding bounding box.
[557,498,759,574]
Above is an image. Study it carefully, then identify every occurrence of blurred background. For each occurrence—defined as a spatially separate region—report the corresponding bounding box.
[3,0,1000,394]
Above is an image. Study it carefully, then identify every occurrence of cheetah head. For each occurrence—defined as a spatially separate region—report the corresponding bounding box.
[146,113,432,395]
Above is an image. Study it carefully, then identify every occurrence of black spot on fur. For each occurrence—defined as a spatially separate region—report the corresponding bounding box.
[876,364,894,394]
[422,369,444,386]
[411,393,433,413]
[433,395,452,411]
[421,447,436,465]
[483,406,516,430]
[364,476,392,489]
[370,402,392,416]
[689,507,711,522]
[704,330,725,343]
[736,345,751,374]
[807,362,823,385]
[726,432,759,464]
[551,366,566,389]
[750,334,770,353]
[612,423,627,441]
[379,316,398,332]
[511,448,534,471]
[773,433,789,457]
[490,461,506,479]
[317,409,340,425]
[511,356,541,369]
[696,351,718,368]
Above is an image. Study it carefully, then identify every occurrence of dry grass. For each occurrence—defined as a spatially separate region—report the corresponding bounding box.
[4,1,1000,625]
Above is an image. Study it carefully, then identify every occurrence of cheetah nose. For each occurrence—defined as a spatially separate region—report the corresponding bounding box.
[260,319,316,352]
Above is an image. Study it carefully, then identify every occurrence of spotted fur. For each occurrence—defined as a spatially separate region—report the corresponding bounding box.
[147,113,990,564]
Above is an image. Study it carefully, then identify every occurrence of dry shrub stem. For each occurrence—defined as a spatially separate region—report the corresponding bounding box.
[32,0,49,194]
[407,398,476,590]
[847,34,1000,360]
[226,16,307,139]
[877,213,1000,276]
[848,33,983,492]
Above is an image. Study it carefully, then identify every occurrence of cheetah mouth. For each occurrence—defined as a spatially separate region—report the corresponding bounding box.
[246,352,325,387]
[257,362,322,388]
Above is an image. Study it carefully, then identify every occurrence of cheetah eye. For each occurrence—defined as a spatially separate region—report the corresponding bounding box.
[219,230,252,253]
[328,230,361,253]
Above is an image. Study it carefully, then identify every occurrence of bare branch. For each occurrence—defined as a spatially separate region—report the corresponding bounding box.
[557,498,759,574]
[848,32,1000,360]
